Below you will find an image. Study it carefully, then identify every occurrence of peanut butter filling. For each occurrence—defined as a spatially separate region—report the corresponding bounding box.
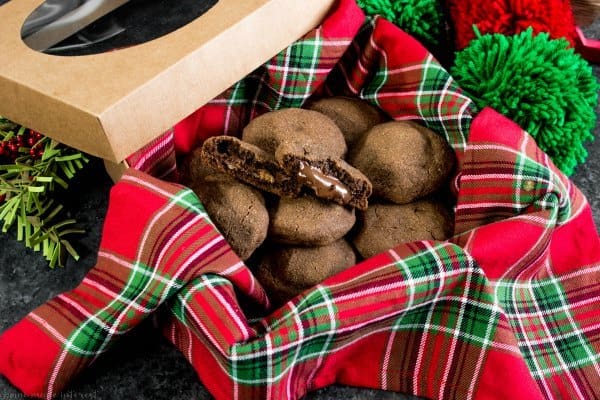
[297,161,351,204]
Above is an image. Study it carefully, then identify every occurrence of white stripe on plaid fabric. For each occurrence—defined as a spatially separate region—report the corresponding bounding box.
[435,75,454,146]
[380,249,416,390]
[168,244,518,397]
[220,261,246,276]
[122,175,207,216]
[494,264,600,289]
[205,274,253,341]
[216,23,347,127]
[237,255,502,358]
[27,313,95,356]
[412,240,446,393]
[46,250,173,400]
[229,289,338,384]
[126,129,177,181]
[55,293,134,335]
[81,277,153,314]
[45,180,212,398]
[98,250,179,287]
[418,54,472,151]
[496,252,595,397]
[301,285,338,394]
[174,275,233,356]
[185,321,194,366]
[515,133,572,221]
[32,254,175,358]
[361,29,387,97]
[272,28,322,111]
[163,238,556,398]
[416,53,434,133]
[530,353,600,377]
[438,248,475,399]
[495,271,600,379]
[460,139,577,228]
[521,273,585,397]
[129,129,174,170]
[544,265,600,379]
[351,18,473,152]
[158,234,224,301]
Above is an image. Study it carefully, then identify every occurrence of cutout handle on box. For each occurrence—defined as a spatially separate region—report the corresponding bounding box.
[22,0,218,55]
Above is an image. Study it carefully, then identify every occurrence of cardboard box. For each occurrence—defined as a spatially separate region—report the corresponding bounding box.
[0,0,335,163]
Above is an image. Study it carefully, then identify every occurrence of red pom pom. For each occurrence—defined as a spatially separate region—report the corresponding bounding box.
[446,0,577,50]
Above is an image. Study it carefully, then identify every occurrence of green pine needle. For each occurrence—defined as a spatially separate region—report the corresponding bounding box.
[0,116,89,268]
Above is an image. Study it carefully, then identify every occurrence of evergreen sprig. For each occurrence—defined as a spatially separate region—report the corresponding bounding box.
[0,116,89,267]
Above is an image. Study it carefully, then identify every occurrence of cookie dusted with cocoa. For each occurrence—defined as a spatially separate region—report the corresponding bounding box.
[243,107,347,159]
[349,121,455,204]
[307,96,388,147]
[253,239,356,306]
[268,196,356,246]
[201,108,372,210]
[184,150,269,260]
[352,200,454,259]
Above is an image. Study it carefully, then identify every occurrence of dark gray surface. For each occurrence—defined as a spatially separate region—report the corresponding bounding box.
[1,19,600,400]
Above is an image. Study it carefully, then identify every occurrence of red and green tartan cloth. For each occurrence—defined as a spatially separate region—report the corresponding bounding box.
[1,0,599,398]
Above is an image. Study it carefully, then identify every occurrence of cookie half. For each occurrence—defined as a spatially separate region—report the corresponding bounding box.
[201,135,372,210]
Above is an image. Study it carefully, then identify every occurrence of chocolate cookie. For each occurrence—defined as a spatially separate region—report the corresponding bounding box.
[307,96,388,147]
[254,239,356,306]
[268,196,356,246]
[201,108,372,210]
[243,108,347,159]
[348,121,455,204]
[185,151,269,260]
[180,147,232,186]
[352,200,454,259]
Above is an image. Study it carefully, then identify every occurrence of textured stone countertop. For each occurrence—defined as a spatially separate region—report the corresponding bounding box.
[1,21,600,400]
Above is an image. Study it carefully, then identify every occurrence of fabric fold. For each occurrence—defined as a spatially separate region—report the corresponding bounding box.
[0,170,268,399]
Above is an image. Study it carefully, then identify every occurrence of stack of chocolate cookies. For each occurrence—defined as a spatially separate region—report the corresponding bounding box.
[181,97,456,307]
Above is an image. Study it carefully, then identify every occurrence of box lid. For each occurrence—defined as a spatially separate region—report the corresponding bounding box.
[0,0,335,162]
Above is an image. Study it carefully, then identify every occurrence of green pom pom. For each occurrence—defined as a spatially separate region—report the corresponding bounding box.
[356,0,445,48]
[451,28,599,175]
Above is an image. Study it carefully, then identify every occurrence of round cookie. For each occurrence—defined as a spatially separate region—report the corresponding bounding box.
[307,96,388,147]
[352,200,454,259]
[348,121,455,204]
[268,196,356,246]
[242,108,347,159]
[187,156,269,261]
[254,239,356,306]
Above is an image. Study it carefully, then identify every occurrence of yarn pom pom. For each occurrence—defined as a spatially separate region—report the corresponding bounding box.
[452,28,598,175]
[446,0,577,50]
[356,0,445,48]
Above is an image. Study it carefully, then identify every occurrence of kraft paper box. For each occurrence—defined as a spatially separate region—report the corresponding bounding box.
[0,0,335,163]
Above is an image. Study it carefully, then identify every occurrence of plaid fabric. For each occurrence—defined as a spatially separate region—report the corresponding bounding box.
[1,0,599,399]
[125,128,178,182]
[0,170,269,398]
